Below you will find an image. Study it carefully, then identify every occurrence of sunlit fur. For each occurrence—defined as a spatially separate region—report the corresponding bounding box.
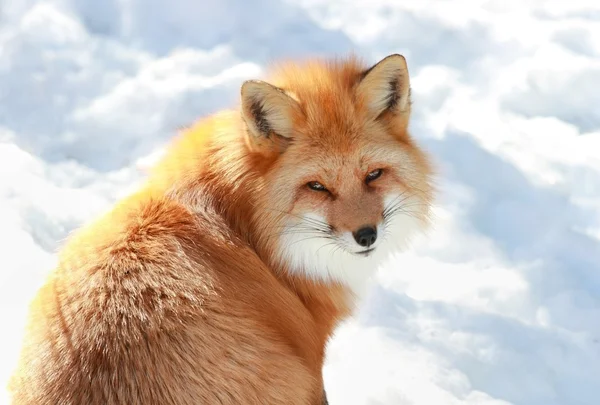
[8,54,434,405]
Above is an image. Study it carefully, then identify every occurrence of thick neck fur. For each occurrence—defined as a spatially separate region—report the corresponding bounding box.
[147,110,351,342]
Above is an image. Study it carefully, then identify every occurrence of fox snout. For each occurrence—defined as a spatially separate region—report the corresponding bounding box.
[353,226,377,248]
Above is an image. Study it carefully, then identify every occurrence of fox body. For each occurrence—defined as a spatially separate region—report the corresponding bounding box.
[8,54,434,404]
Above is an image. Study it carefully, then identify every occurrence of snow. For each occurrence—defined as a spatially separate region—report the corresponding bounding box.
[1,0,599,404]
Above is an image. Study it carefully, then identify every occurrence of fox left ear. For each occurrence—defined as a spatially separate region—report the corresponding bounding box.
[356,54,411,120]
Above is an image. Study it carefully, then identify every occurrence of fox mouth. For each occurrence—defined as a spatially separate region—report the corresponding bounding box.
[355,248,375,257]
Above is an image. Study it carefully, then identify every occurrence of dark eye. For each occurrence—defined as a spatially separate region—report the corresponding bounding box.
[307,181,328,192]
[365,169,383,184]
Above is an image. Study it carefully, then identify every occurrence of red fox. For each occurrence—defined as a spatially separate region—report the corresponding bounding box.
[8,53,434,404]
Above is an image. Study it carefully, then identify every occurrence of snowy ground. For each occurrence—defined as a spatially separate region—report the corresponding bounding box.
[1,1,599,404]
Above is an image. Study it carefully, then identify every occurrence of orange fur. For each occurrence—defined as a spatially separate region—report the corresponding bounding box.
[8,54,434,404]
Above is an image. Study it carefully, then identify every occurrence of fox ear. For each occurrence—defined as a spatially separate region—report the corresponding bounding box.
[356,54,411,119]
[241,80,301,153]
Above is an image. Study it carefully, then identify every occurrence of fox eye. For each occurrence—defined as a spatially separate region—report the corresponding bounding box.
[307,181,328,192]
[365,168,383,184]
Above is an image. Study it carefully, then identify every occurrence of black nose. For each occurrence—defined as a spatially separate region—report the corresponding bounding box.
[353,226,377,248]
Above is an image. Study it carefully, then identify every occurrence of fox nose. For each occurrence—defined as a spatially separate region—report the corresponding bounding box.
[353,226,377,248]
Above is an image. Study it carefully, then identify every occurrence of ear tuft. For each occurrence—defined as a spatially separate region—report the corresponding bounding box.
[247,88,272,136]
[356,54,411,119]
[241,80,300,142]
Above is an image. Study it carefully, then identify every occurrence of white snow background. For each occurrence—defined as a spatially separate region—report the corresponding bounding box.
[1,0,599,404]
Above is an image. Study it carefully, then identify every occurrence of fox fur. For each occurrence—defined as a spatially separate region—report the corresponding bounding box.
[8,53,434,404]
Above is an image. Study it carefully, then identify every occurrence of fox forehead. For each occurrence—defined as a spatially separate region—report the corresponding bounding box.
[270,56,367,104]
[270,58,375,129]
[280,85,404,160]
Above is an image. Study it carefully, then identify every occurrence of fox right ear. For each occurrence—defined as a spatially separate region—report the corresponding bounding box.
[241,80,301,153]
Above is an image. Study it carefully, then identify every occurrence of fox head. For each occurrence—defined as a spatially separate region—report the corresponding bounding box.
[240,54,434,295]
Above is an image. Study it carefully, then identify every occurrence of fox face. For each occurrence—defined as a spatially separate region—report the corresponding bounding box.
[242,54,434,296]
